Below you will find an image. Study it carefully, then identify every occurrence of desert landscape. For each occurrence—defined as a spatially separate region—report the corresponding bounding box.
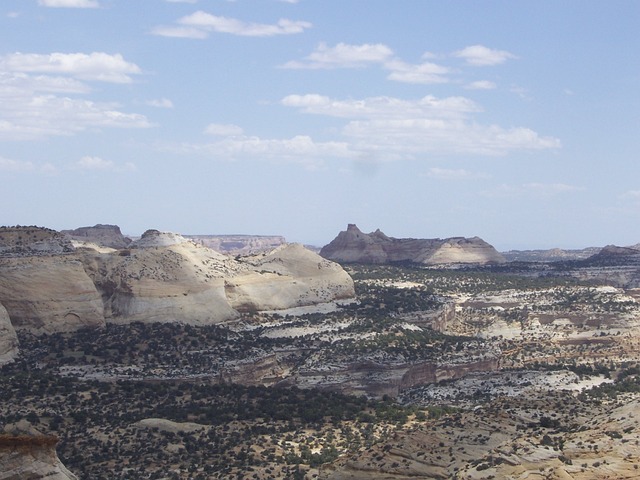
[2,224,640,478]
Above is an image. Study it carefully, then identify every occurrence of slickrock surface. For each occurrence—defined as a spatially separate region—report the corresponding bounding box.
[226,243,355,312]
[0,226,355,331]
[0,302,18,365]
[0,256,105,333]
[321,224,505,265]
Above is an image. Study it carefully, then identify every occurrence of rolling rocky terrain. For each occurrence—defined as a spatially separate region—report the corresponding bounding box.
[3,224,640,478]
[320,224,505,265]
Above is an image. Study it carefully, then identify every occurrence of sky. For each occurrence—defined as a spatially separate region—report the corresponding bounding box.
[0,0,638,250]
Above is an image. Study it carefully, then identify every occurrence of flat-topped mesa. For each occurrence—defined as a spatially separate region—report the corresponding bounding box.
[186,234,287,255]
[320,224,505,265]
[62,224,131,249]
[0,226,74,257]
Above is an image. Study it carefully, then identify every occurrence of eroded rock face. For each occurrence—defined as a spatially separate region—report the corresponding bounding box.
[320,224,505,265]
[80,241,240,325]
[1,422,77,480]
[62,224,131,249]
[0,226,355,331]
[0,436,78,480]
[0,303,18,365]
[80,240,354,325]
[0,256,105,333]
[226,243,355,312]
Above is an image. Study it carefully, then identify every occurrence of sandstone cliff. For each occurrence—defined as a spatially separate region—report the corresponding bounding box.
[0,226,355,332]
[0,303,18,365]
[320,224,505,265]
[0,256,105,333]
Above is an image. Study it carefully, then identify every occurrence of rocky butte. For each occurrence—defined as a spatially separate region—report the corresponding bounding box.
[320,224,505,265]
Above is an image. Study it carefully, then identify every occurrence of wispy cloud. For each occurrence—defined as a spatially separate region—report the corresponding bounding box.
[167,91,560,167]
[465,80,497,90]
[0,155,56,174]
[453,45,517,66]
[425,167,489,180]
[384,59,450,84]
[204,123,244,136]
[38,0,99,8]
[282,93,560,158]
[146,98,174,108]
[484,182,584,198]
[152,10,311,38]
[282,43,393,69]
[75,156,136,172]
[0,52,142,84]
[0,52,151,140]
[165,135,351,170]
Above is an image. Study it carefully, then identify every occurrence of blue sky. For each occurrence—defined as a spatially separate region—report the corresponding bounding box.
[1,0,638,250]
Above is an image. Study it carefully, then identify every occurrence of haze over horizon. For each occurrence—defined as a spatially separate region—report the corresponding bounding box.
[1,1,638,251]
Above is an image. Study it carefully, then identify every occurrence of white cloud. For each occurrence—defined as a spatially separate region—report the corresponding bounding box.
[282,94,480,119]
[75,156,136,172]
[454,45,517,66]
[38,0,99,8]
[0,52,142,84]
[0,77,151,140]
[465,80,497,90]
[384,59,450,84]
[0,155,56,174]
[282,42,393,69]
[168,134,351,169]
[425,167,489,180]
[153,10,311,38]
[204,123,244,136]
[282,93,560,158]
[146,98,174,108]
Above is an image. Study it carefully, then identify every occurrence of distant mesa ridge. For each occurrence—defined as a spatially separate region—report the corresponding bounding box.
[320,224,506,265]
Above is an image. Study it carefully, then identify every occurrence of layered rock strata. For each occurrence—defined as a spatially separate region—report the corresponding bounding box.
[320,224,505,265]
[0,256,105,333]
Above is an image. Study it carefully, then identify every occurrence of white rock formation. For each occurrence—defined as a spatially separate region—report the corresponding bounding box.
[0,302,18,365]
[0,256,105,333]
